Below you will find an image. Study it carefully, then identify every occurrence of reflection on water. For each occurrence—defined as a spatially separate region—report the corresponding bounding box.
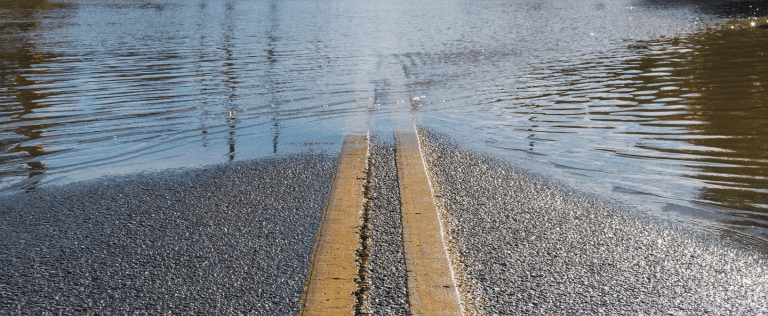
[679,22,768,245]
[410,1,768,250]
[0,0,767,250]
[0,0,65,190]
[1,0,374,190]
[423,16,768,248]
[619,22,768,246]
[679,25,768,211]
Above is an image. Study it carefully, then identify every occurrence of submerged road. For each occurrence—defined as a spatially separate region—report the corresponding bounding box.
[1,127,767,315]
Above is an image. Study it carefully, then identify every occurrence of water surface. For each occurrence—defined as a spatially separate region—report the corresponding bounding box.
[1,0,767,250]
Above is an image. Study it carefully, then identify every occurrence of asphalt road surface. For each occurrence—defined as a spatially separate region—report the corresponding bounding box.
[1,131,767,315]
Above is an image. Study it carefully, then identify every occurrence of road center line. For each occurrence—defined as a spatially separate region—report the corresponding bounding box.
[394,130,463,316]
[300,134,369,316]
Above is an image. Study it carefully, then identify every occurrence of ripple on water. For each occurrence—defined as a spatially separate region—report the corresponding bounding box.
[1,0,767,249]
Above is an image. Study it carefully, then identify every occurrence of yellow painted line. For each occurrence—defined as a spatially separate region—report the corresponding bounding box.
[394,130,463,316]
[300,134,369,316]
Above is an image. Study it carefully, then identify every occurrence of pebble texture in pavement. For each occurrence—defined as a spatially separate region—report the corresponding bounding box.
[0,154,335,315]
[4,129,767,315]
[360,138,410,315]
[418,127,768,315]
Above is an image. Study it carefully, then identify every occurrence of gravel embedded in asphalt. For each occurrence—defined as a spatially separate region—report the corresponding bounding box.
[361,137,410,315]
[4,129,767,315]
[0,154,335,315]
[417,127,768,315]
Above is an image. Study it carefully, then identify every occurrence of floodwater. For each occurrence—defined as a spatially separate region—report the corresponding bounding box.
[1,0,767,250]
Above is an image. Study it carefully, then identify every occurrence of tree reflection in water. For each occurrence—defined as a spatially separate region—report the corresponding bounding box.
[622,18,768,246]
[0,0,65,190]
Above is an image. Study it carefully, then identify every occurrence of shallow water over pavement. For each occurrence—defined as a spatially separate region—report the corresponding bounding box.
[1,0,767,250]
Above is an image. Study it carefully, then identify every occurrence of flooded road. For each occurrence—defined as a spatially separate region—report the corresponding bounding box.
[1,0,767,250]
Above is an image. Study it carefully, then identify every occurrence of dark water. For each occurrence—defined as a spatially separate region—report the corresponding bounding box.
[1,0,767,250]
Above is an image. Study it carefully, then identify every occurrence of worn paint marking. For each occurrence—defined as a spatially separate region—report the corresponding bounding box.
[300,134,369,316]
[394,130,463,316]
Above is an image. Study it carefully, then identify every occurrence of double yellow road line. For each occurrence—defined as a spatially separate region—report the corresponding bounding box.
[299,130,462,315]
[300,135,368,315]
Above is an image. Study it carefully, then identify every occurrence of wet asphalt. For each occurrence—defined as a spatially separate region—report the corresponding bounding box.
[2,131,768,315]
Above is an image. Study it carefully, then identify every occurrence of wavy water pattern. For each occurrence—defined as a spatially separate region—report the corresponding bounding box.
[1,0,768,249]
[417,16,768,249]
